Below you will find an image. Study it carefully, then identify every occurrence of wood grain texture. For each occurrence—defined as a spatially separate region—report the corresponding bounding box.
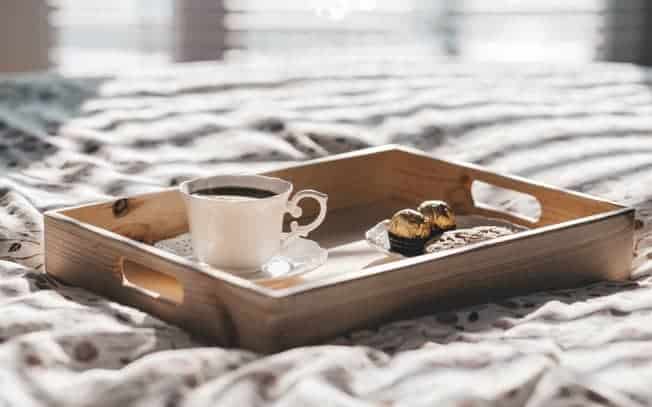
[63,189,189,242]
[44,146,635,353]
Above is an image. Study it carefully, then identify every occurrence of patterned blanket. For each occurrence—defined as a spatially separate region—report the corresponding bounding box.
[2,60,652,406]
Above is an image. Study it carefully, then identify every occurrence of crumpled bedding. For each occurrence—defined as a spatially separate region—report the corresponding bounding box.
[2,60,652,406]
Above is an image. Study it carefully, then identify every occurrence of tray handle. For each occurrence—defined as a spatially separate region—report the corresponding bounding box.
[465,169,544,228]
[117,257,184,305]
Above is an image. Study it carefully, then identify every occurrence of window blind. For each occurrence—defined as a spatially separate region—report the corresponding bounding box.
[46,0,652,75]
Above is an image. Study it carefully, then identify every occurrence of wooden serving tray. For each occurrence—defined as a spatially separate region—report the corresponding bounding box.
[44,146,635,353]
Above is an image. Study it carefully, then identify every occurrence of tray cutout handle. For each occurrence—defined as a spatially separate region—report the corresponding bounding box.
[118,257,184,304]
[470,180,542,226]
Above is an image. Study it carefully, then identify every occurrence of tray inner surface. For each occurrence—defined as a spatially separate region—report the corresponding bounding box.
[154,198,528,290]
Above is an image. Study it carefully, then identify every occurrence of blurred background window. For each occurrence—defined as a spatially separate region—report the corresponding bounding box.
[50,0,174,73]
[1,0,651,74]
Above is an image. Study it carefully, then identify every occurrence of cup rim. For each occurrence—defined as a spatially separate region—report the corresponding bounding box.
[179,174,293,204]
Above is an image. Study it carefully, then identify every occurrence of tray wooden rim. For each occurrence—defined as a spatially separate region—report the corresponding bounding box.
[44,145,634,299]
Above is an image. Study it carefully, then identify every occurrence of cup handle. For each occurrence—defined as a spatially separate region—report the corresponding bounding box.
[281,189,328,246]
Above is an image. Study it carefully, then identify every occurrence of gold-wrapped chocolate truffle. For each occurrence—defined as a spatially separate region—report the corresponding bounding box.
[388,209,431,239]
[418,200,456,231]
[387,209,431,256]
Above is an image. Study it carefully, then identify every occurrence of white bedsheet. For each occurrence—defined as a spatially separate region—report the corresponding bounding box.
[1,60,652,406]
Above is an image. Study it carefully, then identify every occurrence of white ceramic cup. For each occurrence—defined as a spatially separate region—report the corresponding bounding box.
[179,175,328,270]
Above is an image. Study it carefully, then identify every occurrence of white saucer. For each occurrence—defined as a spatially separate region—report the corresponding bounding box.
[154,233,328,279]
